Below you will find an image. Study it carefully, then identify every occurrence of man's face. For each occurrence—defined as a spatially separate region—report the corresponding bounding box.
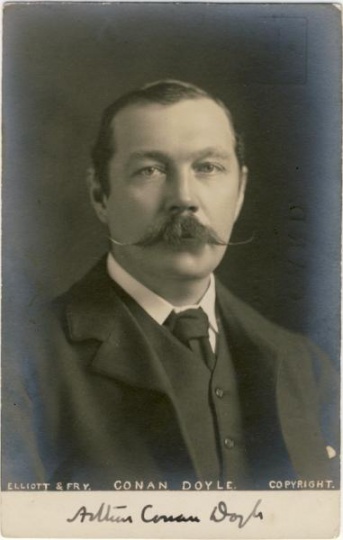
[90,98,247,283]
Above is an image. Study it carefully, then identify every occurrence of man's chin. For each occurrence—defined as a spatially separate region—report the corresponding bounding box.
[145,243,226,278]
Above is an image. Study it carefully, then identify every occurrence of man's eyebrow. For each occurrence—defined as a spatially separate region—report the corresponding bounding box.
[127,147,231,163]
[127,151,168,163]
[191,147,231,160]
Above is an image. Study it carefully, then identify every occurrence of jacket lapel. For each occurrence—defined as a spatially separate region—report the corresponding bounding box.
[66,258,171,392]
[65,258,202,479]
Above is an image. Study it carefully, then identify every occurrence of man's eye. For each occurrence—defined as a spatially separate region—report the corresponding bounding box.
[195,162,224,174]
[137,166,165,177]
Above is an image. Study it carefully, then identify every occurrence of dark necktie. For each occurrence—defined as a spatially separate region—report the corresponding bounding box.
[164,308,216,371]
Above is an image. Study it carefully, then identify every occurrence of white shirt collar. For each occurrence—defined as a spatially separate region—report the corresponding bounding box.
[107,252,218,334]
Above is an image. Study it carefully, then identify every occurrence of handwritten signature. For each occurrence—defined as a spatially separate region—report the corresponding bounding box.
[210,499,263,528]
[67,499,263,528]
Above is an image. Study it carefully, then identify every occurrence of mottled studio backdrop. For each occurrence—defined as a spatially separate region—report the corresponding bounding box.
[3,3,341,361]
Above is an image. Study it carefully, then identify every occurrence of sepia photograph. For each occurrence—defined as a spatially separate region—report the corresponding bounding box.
[1,2,341,537]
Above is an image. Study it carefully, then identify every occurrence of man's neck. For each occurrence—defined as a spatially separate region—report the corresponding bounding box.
[143,276,211,307]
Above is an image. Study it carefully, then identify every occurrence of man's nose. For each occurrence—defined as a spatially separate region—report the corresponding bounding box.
[165,168,199,213]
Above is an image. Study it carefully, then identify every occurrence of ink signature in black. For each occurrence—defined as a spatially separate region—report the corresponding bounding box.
[66,499,263,528]
[141,504,200,523]
[66,502,200,524]
[67,503,133,523]
[210,499,263,528]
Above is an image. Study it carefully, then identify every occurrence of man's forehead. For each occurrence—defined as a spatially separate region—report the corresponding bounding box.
[110,98,236,152]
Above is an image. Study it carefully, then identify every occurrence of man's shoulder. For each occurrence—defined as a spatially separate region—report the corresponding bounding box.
[215,278,302,345]
[52,255,129,343]
[54,255,110,310]
[215,278,339,410]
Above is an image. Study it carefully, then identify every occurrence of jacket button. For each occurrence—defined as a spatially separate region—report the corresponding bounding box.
[224,437,235,449]
[215,387,224,398]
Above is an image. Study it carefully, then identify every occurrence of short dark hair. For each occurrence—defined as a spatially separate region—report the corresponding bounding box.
[91,79,245,193]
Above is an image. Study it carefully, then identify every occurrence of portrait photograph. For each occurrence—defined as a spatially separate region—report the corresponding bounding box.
[1,2,341,537]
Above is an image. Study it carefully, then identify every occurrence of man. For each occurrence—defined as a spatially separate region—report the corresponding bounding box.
[12,80,339,490]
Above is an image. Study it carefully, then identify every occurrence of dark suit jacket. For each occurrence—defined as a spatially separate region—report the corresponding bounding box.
[3,257,339,490]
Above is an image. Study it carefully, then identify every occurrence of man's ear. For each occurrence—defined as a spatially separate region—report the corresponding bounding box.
[234,165,248,222]
[87,168,108,224]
